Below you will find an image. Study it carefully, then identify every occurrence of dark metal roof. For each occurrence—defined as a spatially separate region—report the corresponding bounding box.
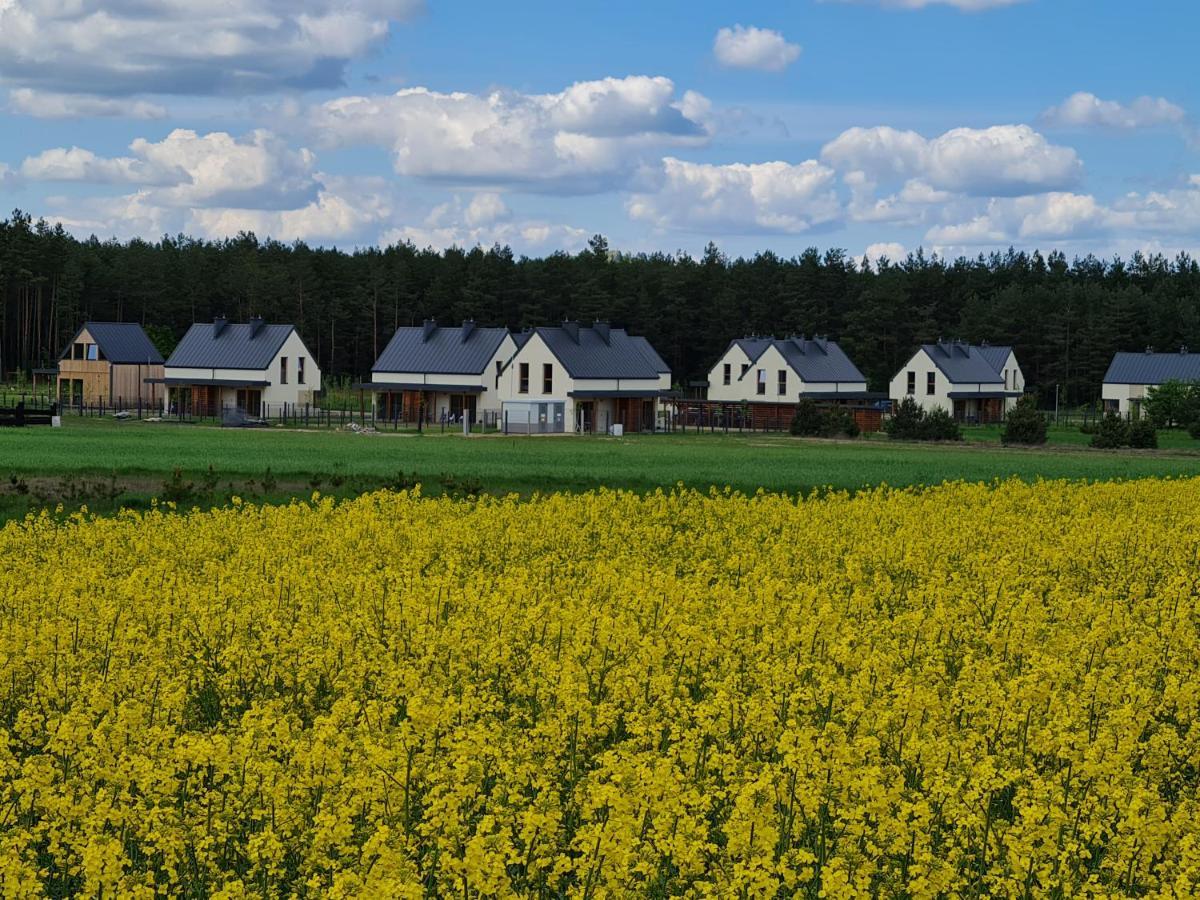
[568,389,668,398]
[372,324,510,375]
[946,390,1022,399]
[920,342,1007,384]
[799,390,888,401]
[1102,352,1200,384]
[630,336,670,374]
[62,322,164,364]
[367,381,485,393]
[165,322,295,370]
[146,377,271,387]
[732,337,867,384]
[975,345,1014,373]
[536,325,667,380]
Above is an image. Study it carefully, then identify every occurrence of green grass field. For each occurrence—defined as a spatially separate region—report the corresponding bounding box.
[3,416,1200,521]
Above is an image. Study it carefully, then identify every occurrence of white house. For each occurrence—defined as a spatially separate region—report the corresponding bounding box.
[496,321,669,433]
[159,317,321,417]
[706,336,869,403]
[889,341,1023,423]
[368,320,516,425]
[1102,347,1200,417]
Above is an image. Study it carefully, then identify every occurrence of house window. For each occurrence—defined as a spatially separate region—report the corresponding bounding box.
[280,356,288,384]
[723,363,731,386]
[519,362,529,394]
[543,363,553,394]
[73,342,84,360]
[778,370,787,396]
[298,356,306,385]
[756,369,766,396]
[926,372,935,395]
[495,360,502,388]
[86,344,98,361]
[741,363,750,378]
[906,371,915,395]
[1003,369,1009,390]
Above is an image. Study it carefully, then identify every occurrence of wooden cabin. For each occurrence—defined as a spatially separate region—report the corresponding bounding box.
[57,322,165,407]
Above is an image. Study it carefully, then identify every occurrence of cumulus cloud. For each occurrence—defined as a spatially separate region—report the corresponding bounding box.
[822,124,1081,196]
[8,89,167,119]
[626,157,840,234]
[381,194,587,252]
[0,0,423,98]
[23,129,320,210]
[303,76,712,193]
[862,242,908,265]
[1040,92,1187,130]
[713,25,801,72]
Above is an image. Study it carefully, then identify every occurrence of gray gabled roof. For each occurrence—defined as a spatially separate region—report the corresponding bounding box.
[975,344,1014,374]
[372,323,509,375]
[732,337,866,384]
[1103,351,1200,385]
[631,336,670,374]
[166,322,296,370]
[919,342,1006,384]
[536,325,667,380]
[62,322,163,364]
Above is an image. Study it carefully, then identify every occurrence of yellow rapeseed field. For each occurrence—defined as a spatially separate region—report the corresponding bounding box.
[2,480,1199,897]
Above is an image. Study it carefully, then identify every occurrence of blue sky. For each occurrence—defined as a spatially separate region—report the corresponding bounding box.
[0,0,1196,262]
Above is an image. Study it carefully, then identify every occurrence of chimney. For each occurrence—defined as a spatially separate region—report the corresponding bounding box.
[461,319,476,343]
[790,335,806,354]
[422,318,437,342]
[592,321,611,344]
[249,315,265,338]
[213,315,228,338]
[1182,344,1189,355]
[1145,345,1154,354]
[562,320,580,344]
[813,335,829,354]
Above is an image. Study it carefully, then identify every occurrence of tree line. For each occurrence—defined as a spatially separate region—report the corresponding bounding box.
[3,208,1199,407]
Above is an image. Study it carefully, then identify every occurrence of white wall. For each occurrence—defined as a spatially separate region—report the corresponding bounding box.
[706,344,755,401]
[999,350,1025,394]
[889,348,954,414]
[1101,382,1147,417]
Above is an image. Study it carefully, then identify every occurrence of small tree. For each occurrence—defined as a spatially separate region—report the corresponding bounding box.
[1128,417,1158,449]
[1144,380,1200,428]
[1090,411,1129,449]
[886,396,926,440]
[1001,396,1047,445]
[789,399,825,437]
[823,406,860,439]
[922,407,963,441]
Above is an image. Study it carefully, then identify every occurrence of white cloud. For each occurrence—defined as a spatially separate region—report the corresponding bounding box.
[0,0,423,98]
[862,242,907,265]
[713,25,801,72]
[1040,92,1187,130]
[382,194,587,253]
[20,147,177,185]
[188,191,385,243]
[827,0,1028,10]
[8,89,166,119]
[627,157,840,234]
[303,76,712,193]
[23,129,320,209]
[822,124,1081,196]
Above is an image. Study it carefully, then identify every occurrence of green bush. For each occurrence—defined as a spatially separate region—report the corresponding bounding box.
[1090,412,1130,449]
[789,399,826,437]
[922,408,963,442]
[1001,397,1047,445]
[885,397,926,441]
[1190,419,1200,441]
[1127,417,1158,449]
[790,400,861,439]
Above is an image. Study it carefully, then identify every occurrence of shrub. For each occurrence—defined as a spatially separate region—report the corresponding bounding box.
[1127,417,1158,449]
[824,406,861,439]
[1090,412,1130,449]
[1190,419,1200,441]
[922,408,963,442]
[1001,397,1048,446]
[885,396,926,441]
[789,399,826,437]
